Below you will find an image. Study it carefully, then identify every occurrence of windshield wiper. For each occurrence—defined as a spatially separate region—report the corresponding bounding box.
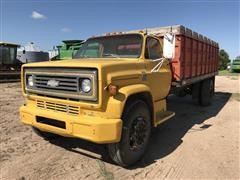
[102,53,120,58]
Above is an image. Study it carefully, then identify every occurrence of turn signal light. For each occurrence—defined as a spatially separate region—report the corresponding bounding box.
[108,84,118,96]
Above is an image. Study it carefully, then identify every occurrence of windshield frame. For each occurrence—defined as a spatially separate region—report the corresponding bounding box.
[73,33,144,59]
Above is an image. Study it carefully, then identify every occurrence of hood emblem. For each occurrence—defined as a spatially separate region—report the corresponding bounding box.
[47,79,59,87]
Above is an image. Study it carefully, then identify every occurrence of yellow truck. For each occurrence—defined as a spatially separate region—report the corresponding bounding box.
[20,25,219,167]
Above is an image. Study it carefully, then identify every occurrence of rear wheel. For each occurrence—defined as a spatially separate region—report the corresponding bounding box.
[199,78,214,106]
[32,127,59,139]
[192,82,201,105]
[107,100,151,167]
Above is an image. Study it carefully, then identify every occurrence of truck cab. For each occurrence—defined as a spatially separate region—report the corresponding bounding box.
[20,31,175,166]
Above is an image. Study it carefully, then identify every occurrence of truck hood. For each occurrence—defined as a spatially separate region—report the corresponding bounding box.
[22,58,145,83]
[22,58,140,69]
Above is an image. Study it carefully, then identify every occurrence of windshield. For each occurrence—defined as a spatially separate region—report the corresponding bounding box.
[0,46,17,65]
[74,34,142,59]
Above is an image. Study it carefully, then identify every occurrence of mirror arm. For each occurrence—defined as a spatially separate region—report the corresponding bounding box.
[151,57,166,72]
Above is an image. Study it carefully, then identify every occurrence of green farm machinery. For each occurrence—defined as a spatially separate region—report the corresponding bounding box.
[55,40,84,60]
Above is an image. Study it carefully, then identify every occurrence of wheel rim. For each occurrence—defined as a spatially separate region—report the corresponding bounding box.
[129,116,148,150]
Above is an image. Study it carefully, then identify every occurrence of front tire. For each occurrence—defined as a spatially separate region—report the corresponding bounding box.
[107,100,151,167]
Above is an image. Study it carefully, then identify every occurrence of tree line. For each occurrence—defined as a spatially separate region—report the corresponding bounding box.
[218,49,239,70]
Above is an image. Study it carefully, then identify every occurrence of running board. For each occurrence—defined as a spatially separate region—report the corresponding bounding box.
[154,111,175,127]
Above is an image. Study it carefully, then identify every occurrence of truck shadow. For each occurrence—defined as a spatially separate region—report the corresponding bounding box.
[134,91,232,168]
[47,91,232,169]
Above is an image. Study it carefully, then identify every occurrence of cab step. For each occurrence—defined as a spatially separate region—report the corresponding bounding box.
[155,111,175,127]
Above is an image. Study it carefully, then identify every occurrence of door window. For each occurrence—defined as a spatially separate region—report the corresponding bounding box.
[145,37,162,59]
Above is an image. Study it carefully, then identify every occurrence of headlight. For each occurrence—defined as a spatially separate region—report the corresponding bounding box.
[28,75,34,87]
[81,79,91,93]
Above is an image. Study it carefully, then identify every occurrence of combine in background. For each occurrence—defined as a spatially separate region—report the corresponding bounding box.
[231,56,240,72]
[0,42,21,82]
[54,40,84,60]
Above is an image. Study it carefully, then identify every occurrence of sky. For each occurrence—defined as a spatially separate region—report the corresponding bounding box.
[0,0,239,59]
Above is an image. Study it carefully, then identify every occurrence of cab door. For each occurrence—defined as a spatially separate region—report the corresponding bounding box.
[144,36,172,101]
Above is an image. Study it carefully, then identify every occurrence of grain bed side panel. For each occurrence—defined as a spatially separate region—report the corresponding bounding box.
[170,34,219,83]
[206,44,209,74]
[171,35,182,81]
[197,41,203,75]
[211,45,214,73]
[192,38,198,77]
[185,37,192,79]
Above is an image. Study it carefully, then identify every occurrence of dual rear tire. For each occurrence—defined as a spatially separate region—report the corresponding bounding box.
[192,78,214,106]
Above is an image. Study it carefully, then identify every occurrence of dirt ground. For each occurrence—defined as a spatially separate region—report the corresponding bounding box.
[0,76,239,180]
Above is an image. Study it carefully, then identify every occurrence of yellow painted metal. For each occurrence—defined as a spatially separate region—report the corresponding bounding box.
[20,32,174,144]
[105,84,152,118]
[153,99,166,126]
[155,111,175,126]
[20,104,122,144]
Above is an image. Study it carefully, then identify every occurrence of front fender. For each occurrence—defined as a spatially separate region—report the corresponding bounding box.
[105,84,151,119]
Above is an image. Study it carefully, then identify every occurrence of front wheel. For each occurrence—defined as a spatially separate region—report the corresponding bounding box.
[107,100,151,167]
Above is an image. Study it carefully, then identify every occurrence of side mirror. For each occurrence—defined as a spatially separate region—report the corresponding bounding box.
[163,33,175,59]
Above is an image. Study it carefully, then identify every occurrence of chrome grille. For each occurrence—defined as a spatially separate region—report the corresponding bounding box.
[36,100,80,115]
[34,75,78,92]
[24,68,98,101]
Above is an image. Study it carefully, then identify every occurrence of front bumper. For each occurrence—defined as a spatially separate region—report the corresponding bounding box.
[20,105,122,144]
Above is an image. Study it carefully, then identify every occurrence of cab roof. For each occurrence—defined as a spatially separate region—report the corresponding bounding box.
[88,32,144,40]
